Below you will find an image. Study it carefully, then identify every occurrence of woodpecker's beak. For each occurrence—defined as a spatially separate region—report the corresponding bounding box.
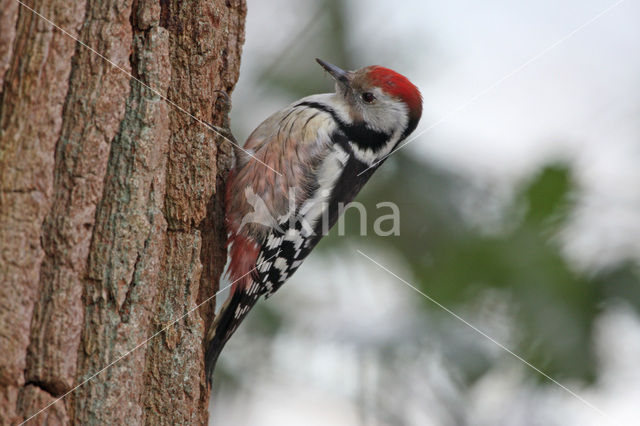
[316,58,349,84]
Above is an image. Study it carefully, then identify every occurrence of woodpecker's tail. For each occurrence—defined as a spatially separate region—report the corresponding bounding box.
[205,282,261,384]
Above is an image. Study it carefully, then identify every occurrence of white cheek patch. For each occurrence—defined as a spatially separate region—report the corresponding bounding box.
[350,99,409,166]
[367,93,409,134]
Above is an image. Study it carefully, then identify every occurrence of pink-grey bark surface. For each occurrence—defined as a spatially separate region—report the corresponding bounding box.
[0,0,245,424]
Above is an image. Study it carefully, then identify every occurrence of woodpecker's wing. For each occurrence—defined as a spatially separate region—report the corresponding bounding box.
[236,96,380,297]
[228,95,344,241]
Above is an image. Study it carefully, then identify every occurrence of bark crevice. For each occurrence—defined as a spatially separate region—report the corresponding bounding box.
[23,380,58,398]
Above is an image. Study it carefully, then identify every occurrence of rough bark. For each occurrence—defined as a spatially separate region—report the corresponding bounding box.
[0,0,245,424]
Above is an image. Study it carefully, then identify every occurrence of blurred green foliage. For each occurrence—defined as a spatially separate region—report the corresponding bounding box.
[321,155,639,382]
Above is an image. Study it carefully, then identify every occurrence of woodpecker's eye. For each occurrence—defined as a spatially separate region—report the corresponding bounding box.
[362,92,375,103]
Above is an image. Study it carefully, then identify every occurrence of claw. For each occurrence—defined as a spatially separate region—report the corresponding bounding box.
[213,90,232,116]
[214,89,231,103]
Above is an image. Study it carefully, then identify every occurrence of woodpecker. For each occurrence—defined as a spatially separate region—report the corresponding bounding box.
[205,59,422,382]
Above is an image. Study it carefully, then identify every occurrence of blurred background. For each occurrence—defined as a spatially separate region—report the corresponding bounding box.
[211,0,640,424]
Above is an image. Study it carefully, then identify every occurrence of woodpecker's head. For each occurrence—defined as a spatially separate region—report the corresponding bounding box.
[316,58,422,145]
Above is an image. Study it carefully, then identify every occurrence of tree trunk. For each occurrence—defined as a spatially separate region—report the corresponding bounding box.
[0,0,245,424]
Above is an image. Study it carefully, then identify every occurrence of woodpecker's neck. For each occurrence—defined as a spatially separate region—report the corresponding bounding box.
[295,93,409,166]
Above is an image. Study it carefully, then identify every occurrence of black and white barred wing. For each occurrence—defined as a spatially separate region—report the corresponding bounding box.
[252,218,315,298]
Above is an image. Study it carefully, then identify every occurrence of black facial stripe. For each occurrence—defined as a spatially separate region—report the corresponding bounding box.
[332,127,353,155]
[401,115,420,142]
[295,101,394,152]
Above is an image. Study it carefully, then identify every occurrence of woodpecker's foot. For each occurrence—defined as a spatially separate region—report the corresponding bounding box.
[207,90,237,144]
[214,89,232,114]
[207,122,236,144]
